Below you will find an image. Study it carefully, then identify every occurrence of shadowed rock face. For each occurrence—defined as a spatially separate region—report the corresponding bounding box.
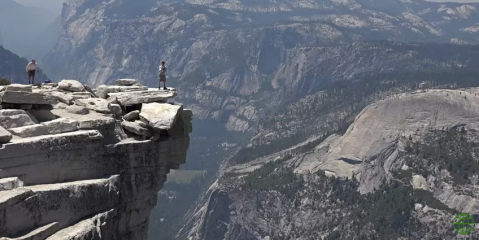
[0,79,193,240]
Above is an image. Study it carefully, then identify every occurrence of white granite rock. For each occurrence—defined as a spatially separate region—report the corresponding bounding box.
[58,80,85,92]
[110,104,122,117]
[108,90,176,105]
[123,110,139,121]
[66,105,90,115]
[0,125,12,143]
[1,91,58,105]
[140,103,183,130]
[8,124,49,138]
[42,118,79,134]
[0,82,193,240]
[0,109,37,129]
[0,177,23,191]
[116,79,139,86]
[74,98,111,114]
[96,85,148,99]
[51,91,75,105]
[5,84,32,93]
[121,120,151,137]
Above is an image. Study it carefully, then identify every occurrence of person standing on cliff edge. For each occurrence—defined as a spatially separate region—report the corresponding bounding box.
[26,60,38,84]
[158,61,167,90]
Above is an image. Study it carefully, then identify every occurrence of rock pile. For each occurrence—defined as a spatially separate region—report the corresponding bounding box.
[0,79,192,240]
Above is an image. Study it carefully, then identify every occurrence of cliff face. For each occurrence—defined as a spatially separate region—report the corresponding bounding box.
[181,89,479,240]
[0,79,192,239]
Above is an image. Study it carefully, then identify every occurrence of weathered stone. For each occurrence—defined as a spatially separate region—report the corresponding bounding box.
[5,84,32,93]
[1,91,58,105]
[139,103,183,130]
[8,124,49,138]
[50,91,74,105]
[42,118,79,135]
[65,105,90,115]
[107,96,119,105]
[135,120,148,128]
[74,98,111,114]
[27,109,57,122]
[121,121,151,137]
[14,222,60,240]
[96,85,148,99]
[0,188,33,209]
[54,102,68,109]
[0,125,12,143]
[108,90,176,105]
[58,80,85,92]
[0,81,193,240]
[124,110,139,121]
[46,210,117,240]
[0,110,36,129]
[3,176,120,237]
[110,104,122,117]
[0,177,23,191]
[116,79,139,86]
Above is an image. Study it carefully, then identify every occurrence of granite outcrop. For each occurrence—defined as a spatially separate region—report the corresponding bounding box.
[0,79,192,240]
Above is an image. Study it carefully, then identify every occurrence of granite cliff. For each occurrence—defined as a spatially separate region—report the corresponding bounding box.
[0,79,192,240]
[181,89,479,240]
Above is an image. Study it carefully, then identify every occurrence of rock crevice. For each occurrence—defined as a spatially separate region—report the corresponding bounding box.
[0,79,193,240]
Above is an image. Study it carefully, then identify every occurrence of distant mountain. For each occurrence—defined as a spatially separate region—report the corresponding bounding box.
[14,0,64,14]
[0,0,58,59]
[0,45,48,84]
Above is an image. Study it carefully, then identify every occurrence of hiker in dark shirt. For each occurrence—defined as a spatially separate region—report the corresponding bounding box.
[159,61,167,90]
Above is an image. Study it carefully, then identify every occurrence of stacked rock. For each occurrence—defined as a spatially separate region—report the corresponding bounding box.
[0,79,191,144]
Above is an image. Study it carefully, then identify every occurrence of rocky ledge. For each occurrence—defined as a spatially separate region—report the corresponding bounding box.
[0,79,192,240]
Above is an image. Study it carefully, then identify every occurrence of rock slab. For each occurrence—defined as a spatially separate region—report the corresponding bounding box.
[140,103,183,130]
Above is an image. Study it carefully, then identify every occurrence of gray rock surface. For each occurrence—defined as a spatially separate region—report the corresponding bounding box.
[121,121,151,137]
[0,83,193,239]
[1,91,58,105]
[124,110,139,121]
[8,124,49,138]
[0,125,12,143]
[74,98,111,114]
[116,79,139,86]
[58,80,85,92]
[66,105,90,115]
[140,103,182,130]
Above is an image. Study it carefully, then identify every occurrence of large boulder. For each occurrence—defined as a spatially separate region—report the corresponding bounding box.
[139,103,183,130]
[0,110,37,129]
[121,121,151,137]
[74,98,111,114]
[1,91,58,105]
[42,118,79,134]
[8,124,49,138]
[0,125,12,143]
[108,90,176,105]
[96,85,148,99]
[123,110,139,121]
[116,79,139,86]
[50,91,75,105]
[5,84,32,93]
[58,80,85,92]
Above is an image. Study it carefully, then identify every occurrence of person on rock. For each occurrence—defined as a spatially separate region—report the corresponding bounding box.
[26,60,38,84]
[158,61,167,90]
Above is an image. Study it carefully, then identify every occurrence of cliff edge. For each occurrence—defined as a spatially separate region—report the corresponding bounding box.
[0,79,192,240]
